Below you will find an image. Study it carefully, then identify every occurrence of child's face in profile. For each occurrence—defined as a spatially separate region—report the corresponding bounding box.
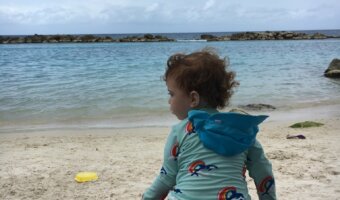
[166,77,193,120]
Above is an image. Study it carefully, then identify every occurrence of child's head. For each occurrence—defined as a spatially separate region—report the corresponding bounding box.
[164,48,238,119]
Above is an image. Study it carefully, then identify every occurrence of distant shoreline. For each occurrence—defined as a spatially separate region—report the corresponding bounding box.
[1,31,340,44]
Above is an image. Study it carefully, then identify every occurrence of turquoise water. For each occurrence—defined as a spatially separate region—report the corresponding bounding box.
[1,39,340,131]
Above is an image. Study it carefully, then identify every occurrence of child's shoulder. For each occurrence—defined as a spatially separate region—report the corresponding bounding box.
[171,118,190,134]
[169,118,193,144]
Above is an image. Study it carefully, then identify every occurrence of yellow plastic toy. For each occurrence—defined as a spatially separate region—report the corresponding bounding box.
[75,172,98,183]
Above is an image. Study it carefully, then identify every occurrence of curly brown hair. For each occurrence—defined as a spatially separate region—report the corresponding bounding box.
[163,48,239,109]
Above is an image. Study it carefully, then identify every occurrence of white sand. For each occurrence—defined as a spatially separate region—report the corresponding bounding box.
[1,105,340,200]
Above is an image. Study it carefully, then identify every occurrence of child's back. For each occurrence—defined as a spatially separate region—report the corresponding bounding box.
[145,109,275,200]
[143,49,276,200]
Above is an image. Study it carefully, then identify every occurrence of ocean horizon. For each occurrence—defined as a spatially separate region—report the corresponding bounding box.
[1,30,340,132]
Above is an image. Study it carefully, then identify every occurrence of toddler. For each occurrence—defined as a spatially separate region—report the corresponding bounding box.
[143,49,276,200]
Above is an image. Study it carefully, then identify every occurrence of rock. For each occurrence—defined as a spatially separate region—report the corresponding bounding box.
[201,34,217,40]
[200,34,215,39]
[144,34,154,40]
[283,32,294,39]
[239,104,276,111]
[324,58,340,78]
[48,39,58,43]
[80,35,97,42]
[58,35,75,42]
[0,31,334,44]
[311,33,327,39]
[101,36,115,42]
[73,37,82,42]
[200,34,231,41]
[230,32,254,40]
[0,33,235,44]
[27,34,46,43]
[119,34,174,42]
[218,36,231,41]
[8,37,24,43]
[325,69,340,78]
[229,108,249,115]
[289,121,324,128]
[228,31,315,41]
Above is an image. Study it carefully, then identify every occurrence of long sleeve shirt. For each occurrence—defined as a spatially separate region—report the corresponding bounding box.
[143,110,276,200]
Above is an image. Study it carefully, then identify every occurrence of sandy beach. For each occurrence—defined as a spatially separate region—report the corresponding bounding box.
[1,104,340,200]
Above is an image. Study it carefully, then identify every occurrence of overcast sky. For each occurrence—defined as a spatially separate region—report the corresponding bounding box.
[1,0,339,35]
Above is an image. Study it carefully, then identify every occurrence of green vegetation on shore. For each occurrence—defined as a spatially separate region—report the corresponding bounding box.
[289,121,324,128]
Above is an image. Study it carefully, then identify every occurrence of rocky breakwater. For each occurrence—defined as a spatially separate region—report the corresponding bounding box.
[118,34,174,42]
[201,31,338,41]
[200,34,231,41]
[0,34,174,44]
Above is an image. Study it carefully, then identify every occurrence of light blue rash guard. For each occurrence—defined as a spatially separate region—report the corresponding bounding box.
[143,109,276,200]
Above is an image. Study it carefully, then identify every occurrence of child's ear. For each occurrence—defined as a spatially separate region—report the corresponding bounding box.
[189,91,200,108]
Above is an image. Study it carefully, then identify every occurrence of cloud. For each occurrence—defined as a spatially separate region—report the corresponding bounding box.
[1,1,336,25]
[0,6,85,25]
[0,2,170,25]
[145,3,159,12]
[0,0,339,34]
[203,0,215,10]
